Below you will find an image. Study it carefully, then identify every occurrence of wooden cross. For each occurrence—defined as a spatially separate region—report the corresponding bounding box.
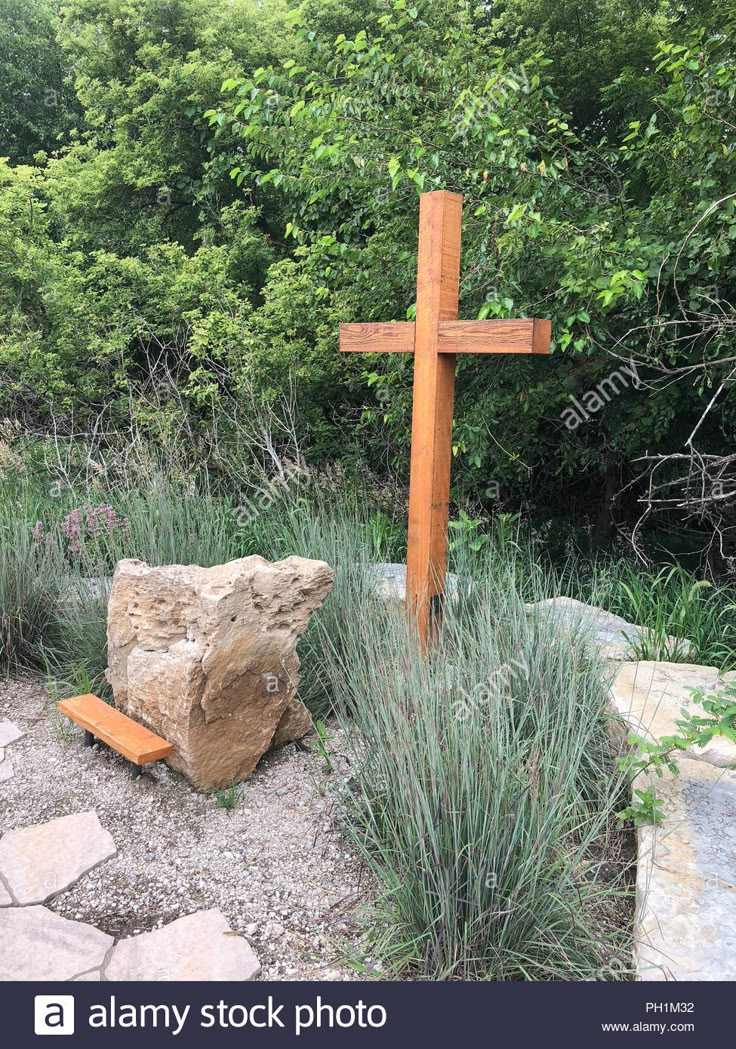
[340,190,550,649]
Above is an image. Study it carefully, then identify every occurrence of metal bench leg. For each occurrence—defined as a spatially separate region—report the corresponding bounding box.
[84,730,95,748]
[131,762,143,781]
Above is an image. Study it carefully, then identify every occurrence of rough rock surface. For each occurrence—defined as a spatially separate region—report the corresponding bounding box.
[0,879,11,907]
[0,719,26,785]
[106,556,333,790]
[0,720,24,748]
[526,596,691,661]
[0,906,113,980]
[611,661,736,769]
[0,810,117,905]
[609,660,736,980]
[365,562,461,606]
[106,909,261,981]
[635,759,736,980]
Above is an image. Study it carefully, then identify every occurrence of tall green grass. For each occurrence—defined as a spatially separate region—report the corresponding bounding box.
[583,562,736,670]
[241,494,403,718]
[0,474,244,685]
[319,545,631,980]
[0,514,61,673]
[483,525,736,670]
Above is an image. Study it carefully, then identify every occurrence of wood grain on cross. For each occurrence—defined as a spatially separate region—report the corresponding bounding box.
[340,190,550,649]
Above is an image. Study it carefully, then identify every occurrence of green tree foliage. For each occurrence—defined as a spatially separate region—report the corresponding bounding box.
[0,0,80,163]
[55,0,298,249]
[488,0,673,131]
[205,0,735,546]
[0,156,273,417]
[0,0,734,559]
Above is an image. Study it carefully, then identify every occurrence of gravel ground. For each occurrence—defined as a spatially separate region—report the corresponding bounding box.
[0,676,372,980]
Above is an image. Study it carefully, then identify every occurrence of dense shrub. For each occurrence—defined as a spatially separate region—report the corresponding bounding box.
[1,0,734,557]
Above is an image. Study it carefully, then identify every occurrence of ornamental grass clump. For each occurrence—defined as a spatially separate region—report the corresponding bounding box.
[317,540,632,980]
[0,489,63,673]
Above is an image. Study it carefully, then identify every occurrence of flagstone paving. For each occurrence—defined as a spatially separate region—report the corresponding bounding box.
[0,804,264,980]
[0,906,113,981]
[0,720,24,748]
[610,660,736,981]
[0,720,24,784]
[635,760,736,980]
[0,678,360,981]
[0,810,117,906]
[0,880,12,907]
[610,661,736,769]
[106,909,261,981]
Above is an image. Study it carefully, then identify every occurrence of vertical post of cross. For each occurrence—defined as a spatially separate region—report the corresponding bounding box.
[405,190,463,650]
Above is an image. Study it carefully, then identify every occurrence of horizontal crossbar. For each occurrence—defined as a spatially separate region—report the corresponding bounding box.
[339,318,550,355]
[340,322,416,353]
[438,318,551,355]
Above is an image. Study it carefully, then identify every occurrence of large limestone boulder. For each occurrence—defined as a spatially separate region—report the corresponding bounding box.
[525,596,692,661]
[610,661,736,770]
[106,556,333,790]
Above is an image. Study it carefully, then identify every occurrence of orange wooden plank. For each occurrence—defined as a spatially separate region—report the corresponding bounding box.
[58,694,173,765]
[405,190,463,650]
[340,322,415,353]
[437,318,551,355]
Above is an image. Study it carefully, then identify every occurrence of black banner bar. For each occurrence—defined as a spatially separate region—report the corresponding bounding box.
[4,980,730,1047]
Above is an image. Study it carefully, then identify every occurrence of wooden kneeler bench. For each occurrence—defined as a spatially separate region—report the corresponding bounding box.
[58,694,173,780]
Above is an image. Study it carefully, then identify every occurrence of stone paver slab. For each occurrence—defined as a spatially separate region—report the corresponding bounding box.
[611,661,736,769]
[105,909,261,981]
[526,597,691,661]
[0,810,117,905]
[0,720,24,748]
[0,758,14,783]
[0,879,12,907]
[636,759,736,980]
[0,906,113,980]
